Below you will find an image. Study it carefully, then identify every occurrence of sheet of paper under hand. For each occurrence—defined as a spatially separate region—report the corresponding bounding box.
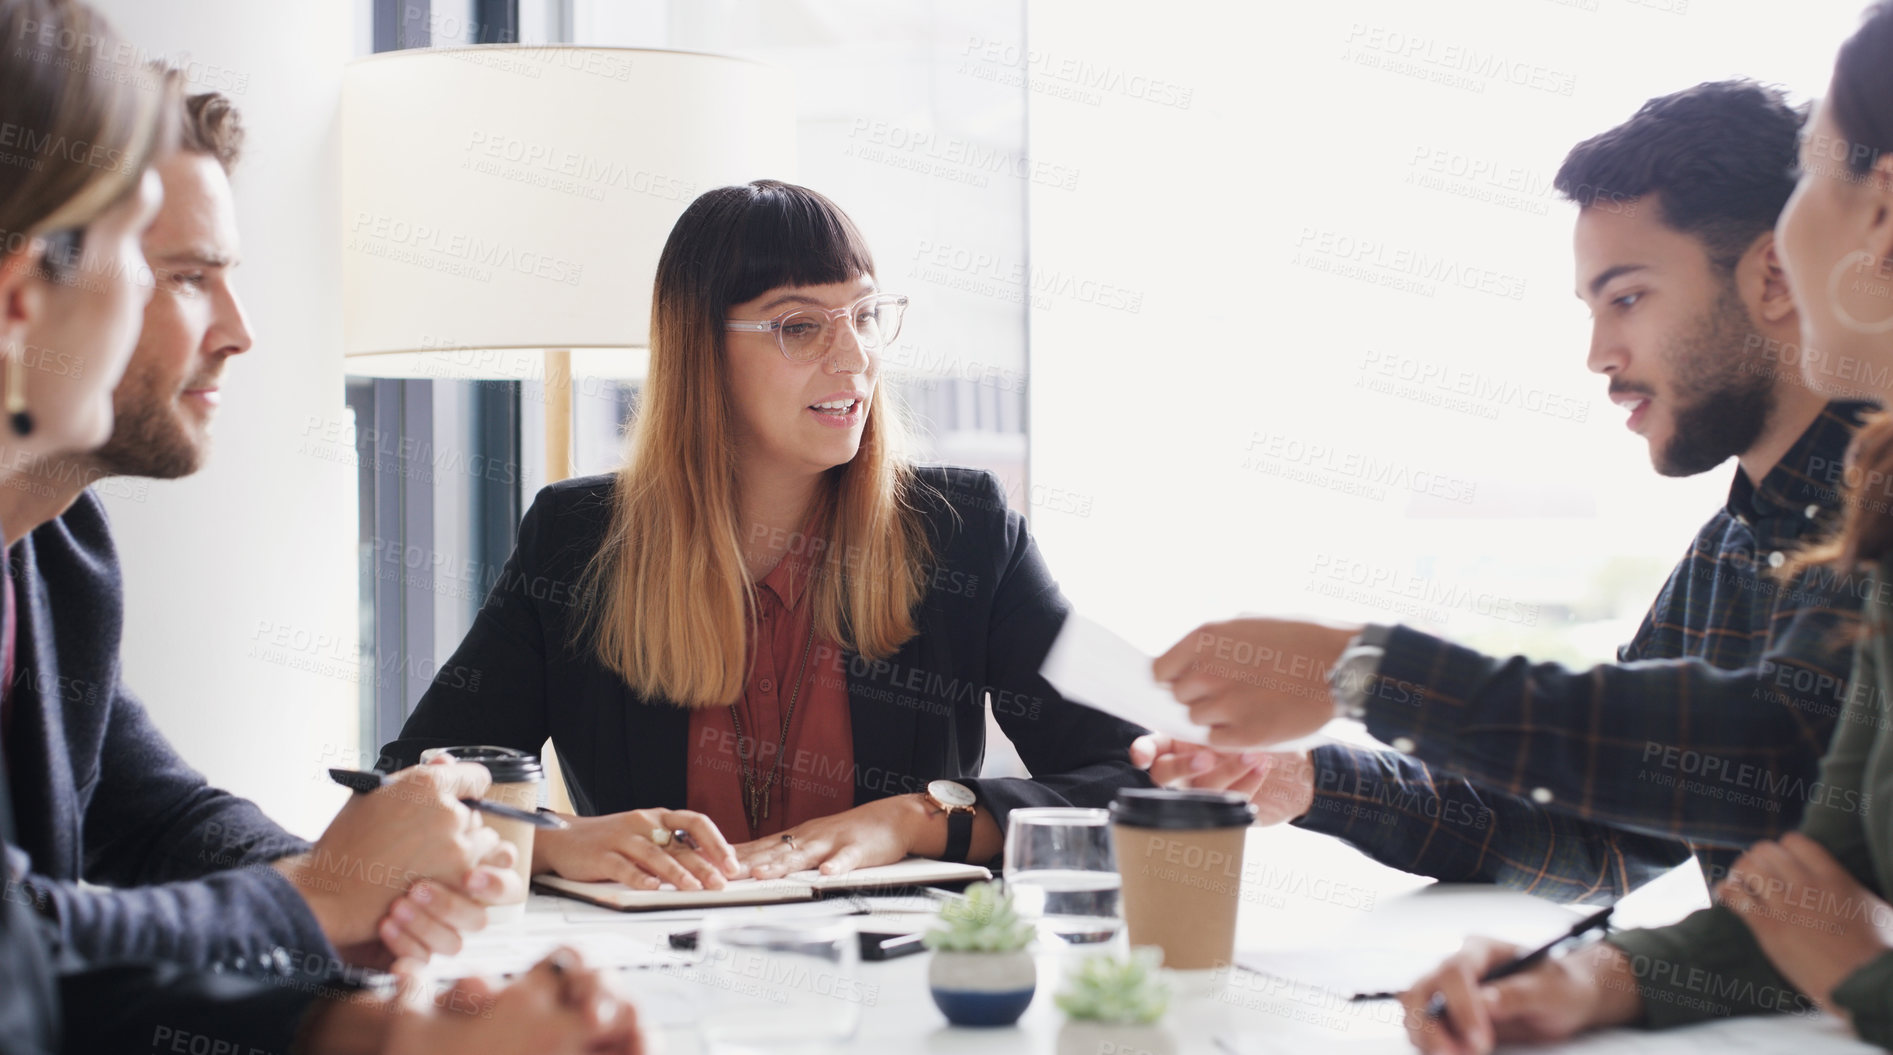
[1218,1012,1881,1054]
[1040,612,1214,742]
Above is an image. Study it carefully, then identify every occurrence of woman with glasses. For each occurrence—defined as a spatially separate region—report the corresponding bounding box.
[382,180,1150,890]
[1397,6,1893,1052]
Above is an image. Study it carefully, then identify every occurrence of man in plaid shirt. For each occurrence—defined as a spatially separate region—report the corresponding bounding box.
[1137,82,1871,904]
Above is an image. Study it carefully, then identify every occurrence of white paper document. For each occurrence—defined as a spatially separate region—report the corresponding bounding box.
[1040,612,1214,741]
[1220,885,1883,1054]
[557,894,868,926]
[1236,886,1587,995]
[420,920,688,982]
[1216,1010,1880,1054]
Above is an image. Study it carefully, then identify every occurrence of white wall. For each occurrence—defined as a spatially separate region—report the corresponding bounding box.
[90,0,362,839]
[1026,0,1861,661]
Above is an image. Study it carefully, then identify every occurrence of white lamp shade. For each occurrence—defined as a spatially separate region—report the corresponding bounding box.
[341,46,796,379]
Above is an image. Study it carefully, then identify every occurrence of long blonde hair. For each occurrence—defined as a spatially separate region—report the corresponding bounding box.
[579,181,933,707]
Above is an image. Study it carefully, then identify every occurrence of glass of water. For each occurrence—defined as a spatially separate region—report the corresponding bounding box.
[1003,807,1122,945]
[696,920,864,1053]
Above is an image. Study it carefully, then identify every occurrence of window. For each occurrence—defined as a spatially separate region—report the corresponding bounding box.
[1024,0,1863,666]
[356,0,528,763]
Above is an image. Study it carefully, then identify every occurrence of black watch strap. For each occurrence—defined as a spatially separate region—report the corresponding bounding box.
[942,808,973,865]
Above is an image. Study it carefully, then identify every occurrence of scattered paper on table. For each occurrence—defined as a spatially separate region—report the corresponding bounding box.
[421,922,687,981]
[1218,1011,1880,1053]
[1041,612,1213,741]
[560,896,866,926]
[1236,885,1583,997]
[1235,947,1441,1000]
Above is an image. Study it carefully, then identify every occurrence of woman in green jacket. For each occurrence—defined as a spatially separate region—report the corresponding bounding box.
[1401,6,1893,1053]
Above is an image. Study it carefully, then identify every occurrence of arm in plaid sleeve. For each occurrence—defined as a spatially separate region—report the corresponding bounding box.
[1292,744,1692,903]
[1362,600,1855,849]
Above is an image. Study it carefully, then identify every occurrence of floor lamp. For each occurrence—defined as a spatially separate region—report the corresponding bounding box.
[340,44,795,810]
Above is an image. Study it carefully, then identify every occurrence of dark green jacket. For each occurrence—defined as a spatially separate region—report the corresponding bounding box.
[1608,557,1893,1047]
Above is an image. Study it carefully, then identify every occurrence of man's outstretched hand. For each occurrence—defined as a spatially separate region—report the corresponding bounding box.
[1153,618,1358,747]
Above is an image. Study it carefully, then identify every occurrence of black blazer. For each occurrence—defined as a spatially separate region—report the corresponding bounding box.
[384,466,1153,837]
[5,492,331,971]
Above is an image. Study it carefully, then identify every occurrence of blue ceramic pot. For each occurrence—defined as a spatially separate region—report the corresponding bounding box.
[927,949,1037,1027]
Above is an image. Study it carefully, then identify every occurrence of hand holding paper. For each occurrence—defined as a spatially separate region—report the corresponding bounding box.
[1039,612,1215,742]
[1151,616,1360,748]
[1043,613,1359,748]
[1042,614,1332,826]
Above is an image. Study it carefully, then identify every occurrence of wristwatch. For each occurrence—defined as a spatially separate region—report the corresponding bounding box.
[1328,623,1393,720]
[923,779,978,864]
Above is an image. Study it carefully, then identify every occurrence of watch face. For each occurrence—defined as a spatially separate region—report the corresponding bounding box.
[928,779,977,808]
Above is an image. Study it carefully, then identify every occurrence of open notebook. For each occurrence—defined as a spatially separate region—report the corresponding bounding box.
[531,856,992,911]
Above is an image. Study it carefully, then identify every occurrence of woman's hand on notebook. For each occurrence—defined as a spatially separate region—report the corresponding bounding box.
[735,796,930,880]
[532,808,742,891]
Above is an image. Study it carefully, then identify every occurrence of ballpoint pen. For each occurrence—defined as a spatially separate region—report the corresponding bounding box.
[327,767,569,829]
[1350,905,1614,1005]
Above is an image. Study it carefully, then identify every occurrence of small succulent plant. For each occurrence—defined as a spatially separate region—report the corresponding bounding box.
[922,880,1034,953]
[1054,949,1171,1024]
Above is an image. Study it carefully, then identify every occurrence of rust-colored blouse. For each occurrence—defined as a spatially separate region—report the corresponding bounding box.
[685,547,854,841]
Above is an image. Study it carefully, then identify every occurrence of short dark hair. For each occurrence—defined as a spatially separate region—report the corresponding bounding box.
[1554,80,1803,273]
[180,90,243,173]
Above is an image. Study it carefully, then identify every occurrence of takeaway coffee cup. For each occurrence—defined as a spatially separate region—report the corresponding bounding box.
[420,745,543,922]
[1110,788,1256,970]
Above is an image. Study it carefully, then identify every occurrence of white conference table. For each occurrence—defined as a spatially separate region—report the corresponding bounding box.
[426,825,1881,1054]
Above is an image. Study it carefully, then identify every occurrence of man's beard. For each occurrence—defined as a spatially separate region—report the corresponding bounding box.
[90,370,203,480]
[1653,281,1776,478]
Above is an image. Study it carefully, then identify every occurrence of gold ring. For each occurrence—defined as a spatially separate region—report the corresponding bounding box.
[782,833,797,851]
[650,827,672,847]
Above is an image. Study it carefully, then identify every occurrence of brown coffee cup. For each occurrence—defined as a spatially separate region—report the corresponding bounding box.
[420,745,543,921]
[1110,788,1255,970]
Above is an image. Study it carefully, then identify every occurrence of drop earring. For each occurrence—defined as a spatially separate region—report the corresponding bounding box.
[6,351,31,436]
[1828,249,1893,335]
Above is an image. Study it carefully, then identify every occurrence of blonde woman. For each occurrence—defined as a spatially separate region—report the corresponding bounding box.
[385,180,1151,890]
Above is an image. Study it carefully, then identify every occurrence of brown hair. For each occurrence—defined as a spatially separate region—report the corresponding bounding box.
[0,0,174,270]
[577,180,932,707]
[180,91,242,173]
[1799,3,1893,568]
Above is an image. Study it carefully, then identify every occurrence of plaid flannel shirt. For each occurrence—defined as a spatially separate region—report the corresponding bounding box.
[1294,401,1871,902]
